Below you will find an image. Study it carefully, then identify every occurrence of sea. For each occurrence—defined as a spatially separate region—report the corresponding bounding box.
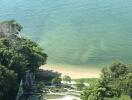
[0,0,132,69]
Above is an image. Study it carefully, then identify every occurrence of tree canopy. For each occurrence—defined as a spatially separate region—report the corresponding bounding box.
[63,75,71,83]
[0,20,47,100]
[52,76,62,85]
[0,65,18,100]
[81,62,132,100]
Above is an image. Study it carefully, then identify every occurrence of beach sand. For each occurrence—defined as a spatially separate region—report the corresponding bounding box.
[40,64,101,79]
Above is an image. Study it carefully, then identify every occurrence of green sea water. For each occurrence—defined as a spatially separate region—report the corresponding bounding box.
[0,0,132,68]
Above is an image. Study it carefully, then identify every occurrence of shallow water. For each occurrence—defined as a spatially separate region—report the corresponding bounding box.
[0,0,132,68]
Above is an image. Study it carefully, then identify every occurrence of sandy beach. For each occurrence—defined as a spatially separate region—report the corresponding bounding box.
[40,64,101,79]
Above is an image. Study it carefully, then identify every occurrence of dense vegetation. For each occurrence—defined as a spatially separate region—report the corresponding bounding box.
[63,75,71,83]
[75,78,99,87]
[81,62,132,100]
[36,69,61,83]
[0,20,47,100]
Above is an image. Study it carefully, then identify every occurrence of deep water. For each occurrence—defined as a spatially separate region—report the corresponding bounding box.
[0,0,132,68]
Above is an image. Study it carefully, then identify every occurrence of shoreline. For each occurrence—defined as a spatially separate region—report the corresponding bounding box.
[40,64,101,79]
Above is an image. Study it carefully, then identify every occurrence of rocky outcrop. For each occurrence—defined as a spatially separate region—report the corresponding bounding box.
[0,20,22,37]
[16,70,44,100]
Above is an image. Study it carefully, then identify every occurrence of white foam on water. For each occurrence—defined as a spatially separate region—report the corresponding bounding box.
[48,95,81,100]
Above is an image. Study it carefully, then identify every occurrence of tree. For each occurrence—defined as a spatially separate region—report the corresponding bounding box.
[99,62,128,98]
[81,84,103,100]
[0,37,47,80]
[81,62,132,100]
[36,69,61,83]
[76,80,85,90]
[63,75,71,83]
[37,82,45,90]
[0,65,18,100]
[119,73,132,98]
[0,20,47,100]
[52,77,62,85]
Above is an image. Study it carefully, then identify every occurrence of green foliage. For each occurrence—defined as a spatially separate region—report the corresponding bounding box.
[118,73,132,97]
[76,80,85,90]
[81,62,132,100]
[81,83,106,100]
[52,77,62,85]
[36,69,61,82]
[104,95,131,100]
[0,37,47,99]
[63,75,71,83]
[0,37,47,79]
[37,82,45,90]
[0,65,18,100]
[0,20,47,100]
[75,78,99,86]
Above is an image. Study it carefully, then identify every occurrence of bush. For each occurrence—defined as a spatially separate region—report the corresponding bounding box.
[52,77,62,86]
[81,62,132,100]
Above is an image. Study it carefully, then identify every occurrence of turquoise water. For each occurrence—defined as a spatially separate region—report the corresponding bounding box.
[0,0,132,68]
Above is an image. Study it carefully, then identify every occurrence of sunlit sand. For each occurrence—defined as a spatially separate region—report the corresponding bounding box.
[40,64,101,79]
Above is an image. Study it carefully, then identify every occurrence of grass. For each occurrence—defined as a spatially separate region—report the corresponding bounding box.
[74,78,99,86]
[104,95,131,100]
[45,94,64,99]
